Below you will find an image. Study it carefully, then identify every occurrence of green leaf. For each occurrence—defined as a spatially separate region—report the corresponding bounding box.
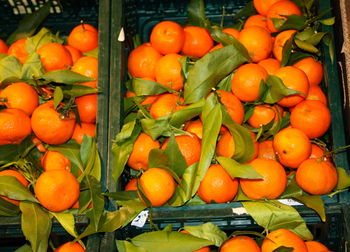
[305,32,327,46]
[6,1,52,45]
[183,222,227,247]
[83,48,99,58]
[148,149,169,169]
[21,53,45,79]
[164,135,188,177]
[217,157,263,179]
[319,17,335,26]
[115,200,147,228]
[103,191,138,201]
[132,77,171,96]
[322,33,334,64]
[280,176,303,199]
[62,85,98,98]
[116,240,148,252]
[217,74,233,92]
[0,176,37,203]
[43,70,94,84]
[0,196,20,216]
[0,55,22,82]
[51,212,78,238]
[115,120,137,144]
[140,117,170,139]
[0,144,20,166]
[179,56,192,79]
[242,201,313,240]
[25,27,64,54]
[169,99,205,128]
[281,36,294,67]
[184,44,248,104]
[131,230,214,252]
[187,0,210,28]
[14,244,33,252]
[271,15,307,31]
[20,202,52,252]
[78,136,101,181]
[335,167,350,190]
[273,246,294,252]
[53,86,64,109]
[294,39,319,54]
[232,1,256,21]
[293,195,326,222]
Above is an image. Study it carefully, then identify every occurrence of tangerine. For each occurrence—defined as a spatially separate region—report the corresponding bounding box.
[37,42,73,72]
[272,30,296,62]
[7,38,28,64]
[261,228,308,252]
[54,241,85,252]
[41,150,71,172]
[306,85,327,105]
[154,53,183,91]
[257,140,277,160]
[71,56,98,88]
[305,241,331,252]
[293,57,324,86]
[149,93,184,119]
[216,90,245,125]
[75,94,97,123]
[64,45,82,64]
[71,122,96,144]
[184,120,203,139]
[244,14,269,31]
[0,39,8,54]
[182,26,214,58]
[216,131,235,158]
[220,236,261,252]
[67,23,98,53]
[258,58,281,75]
[253,0,284,16]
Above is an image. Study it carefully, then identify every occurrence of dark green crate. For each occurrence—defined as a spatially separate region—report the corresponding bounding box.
[0,0,112,251]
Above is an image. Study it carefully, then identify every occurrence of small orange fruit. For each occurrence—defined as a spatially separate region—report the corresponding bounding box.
[216,131,235,158]
[71,56,98,88]
[154,53,183,91]
[125,178,138,191]
[0,39,9,54]
[261,228,308,252]
[247,104,277,128]
[35,170,80,212]
[41,150,71,171]
[220,236,261,252]
[253,0,284,16]
[37,42,73,72]
[197,164,239,203]
[257,140,276,160]
[150,20,185,54]
[240,158,287,200]
[149,93,184,119]
[272,30,297,62]
[0,169,29,205]
[67,23,98,53]
[244,14,269,31]
[306,85,327,105]
[216,90,245,125]
[293,57,324,86]
[305,241,331,252]
[231,63,268,102]
[75,94,97,123]
[139,167,176,206]
[182,26,214,58]
[309,143,330,160]
[127,133,160,171]
[296,158,338,195]
[64,45,82,64]
[273,127,311,168]
[222,28,240,39]
[7,38,28,64]
[184,120,203,139]
[71,123,96,144]
[258,58,281,75]
[54,241,85,252]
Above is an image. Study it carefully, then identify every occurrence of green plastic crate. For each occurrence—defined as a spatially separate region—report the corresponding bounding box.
[0,0,112,251]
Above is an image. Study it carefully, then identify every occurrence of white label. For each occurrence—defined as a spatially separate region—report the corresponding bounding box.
[278,199,303,206]
[131,210,149,228]
[118,27,125,42]
[232,207,248,215]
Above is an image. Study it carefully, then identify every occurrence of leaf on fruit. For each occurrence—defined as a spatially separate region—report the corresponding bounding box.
[42,70,94,84]
[132,77,171,96]
[217,157,263,179]
[0,176,37,203]
[0,55,22,82]
[21,53,45,79]
[183,222,227,247]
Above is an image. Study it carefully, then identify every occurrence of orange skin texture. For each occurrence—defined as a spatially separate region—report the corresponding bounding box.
[290,100,331,139]
[220,236,261,252]
[244,14,269,31]
[41,150,71,171]
[240,158,287,200]
[8,38,28,64]
[238,26,273,62]
[197,164,239,203]
[258,58,281,75]
[273,127,312,168]
[273,30,297,62]
[182,26,214,58]
[67,23,98,53]
[253,0,284,16]
[306,85,327,105]
[37,42,73,72]
[0,170,29,205]
[216,90,245,125]
[305,241,331,252]
[149,93,184,119]
[293,57,324,86]
[216,131,235,158]
[275,66,309,107]
[128,43,162,79]
[0,39,9,54]
[155,53,183,91]
[266,0,302,33]
[139,168,176,207]
[262,228,308,252]
[161,133,201,166]
[0,108,32,145]
[127,133,160,171]
[35,170,80,212]
[54,241,85,252]
[71,122,96,144]
[31,101,76,145]
[231,63,268,102]
[247,104,277,128]
[296,158,338,195]
[75,93,97,123]
[0,82,39,116]
[71,56,98,88]
[184,120,203,139]
[150,20,185,55]
[64,45,82,64]
[125,178,138,191]
[309,144,330,161]
[257,140,277,160]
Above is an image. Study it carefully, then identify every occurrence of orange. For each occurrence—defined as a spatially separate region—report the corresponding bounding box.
[35,169,80,212]
[244,14,269,31]
[54,241,85,252]
[139,167,176,206]
[257,140,276,160]
[0,169,29,205]
[184,120,203,139]
[41,150,71,171]
[64,45,82,64]
[309,143,330,161]
[0,39,8,54]
[247,104,277,128]
[180,231,210,252]
[125,90,158,105]
[7,38,28,64]
[181,26,214,58]
[275,66,309,107]
[0,82,39,115]
[305,241,331,252]
[290,100,331,139]
[125,178,138,191]
[222,28,240,39]
[71,122,96,144]
[37,42,73,72]
[154,53,183,91]
[71,56,98,88]
[161,133,201,166]
[127,133,160,171]
[220,236,261,252]
[306,85,327,105]
[31,100,76,145]
[75,94,97,123]
[273,127,311,168]
[296,158,338,195]
[216,90,245,125]
[261,228,308,252]
[0,108,31,145]
[231,63,268,102]
[67,23,98,53]
[238,26,273,62]
[127,43,162,79]
[149,93,184,119]
[253,0,284,16]
[258,58,281,75]
[216,131,235,158]
[272,30,296,62]
[266,1,302,33]
[293,57,324,86]
[197,164,239,203]
[240,158,287,200]
[150,20,185,55]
